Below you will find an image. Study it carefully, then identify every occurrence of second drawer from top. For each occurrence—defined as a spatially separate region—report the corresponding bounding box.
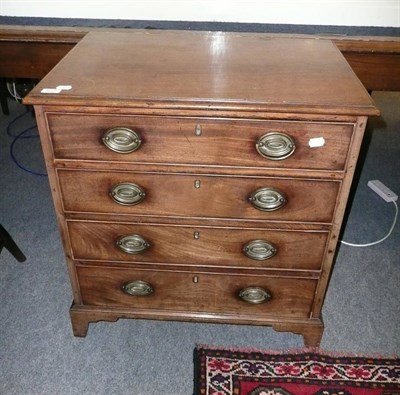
[57,169,341,223]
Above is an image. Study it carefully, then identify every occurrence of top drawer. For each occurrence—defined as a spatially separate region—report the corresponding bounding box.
[46,113,353,171]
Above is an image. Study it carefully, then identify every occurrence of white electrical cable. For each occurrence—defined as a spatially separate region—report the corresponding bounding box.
[341,200,398,247]
[6,81,22,102]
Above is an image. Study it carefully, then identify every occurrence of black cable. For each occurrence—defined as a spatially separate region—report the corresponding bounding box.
[6,108,47,177]
[6,107,31,137]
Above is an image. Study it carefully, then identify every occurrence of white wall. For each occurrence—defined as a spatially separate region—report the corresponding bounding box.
[1,0,399,27]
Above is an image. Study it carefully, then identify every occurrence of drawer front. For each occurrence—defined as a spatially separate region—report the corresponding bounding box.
[47,113,353,171]
[68,221,328,270]
[77,265,317,318]
[58,170,340,223]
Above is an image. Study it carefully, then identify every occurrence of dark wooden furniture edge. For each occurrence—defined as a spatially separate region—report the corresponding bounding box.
[1,25,400,91]
[69,303,324,346]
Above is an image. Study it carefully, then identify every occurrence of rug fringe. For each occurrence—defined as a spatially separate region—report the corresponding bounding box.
[195,343,399,360]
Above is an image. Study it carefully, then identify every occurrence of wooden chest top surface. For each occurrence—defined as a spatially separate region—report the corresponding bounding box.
[25,30,378,115]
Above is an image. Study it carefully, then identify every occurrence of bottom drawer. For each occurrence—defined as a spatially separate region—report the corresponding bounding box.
[76,265,317,319]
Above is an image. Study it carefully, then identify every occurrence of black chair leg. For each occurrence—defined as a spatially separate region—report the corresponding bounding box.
[0,225,26,262]
[0,78,10,115]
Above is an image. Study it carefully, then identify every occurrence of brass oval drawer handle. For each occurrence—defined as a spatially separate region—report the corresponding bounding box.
[102,127,142,153]
[256,132,296,160]
[249,187,287,211]
[122,280,154,296]
[243,240,277,260]
[116,234,150,255]
[238,286,272,304]
[110,182,146,206]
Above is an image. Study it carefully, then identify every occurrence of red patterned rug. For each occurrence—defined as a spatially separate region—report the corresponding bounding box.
[194,346,400,395]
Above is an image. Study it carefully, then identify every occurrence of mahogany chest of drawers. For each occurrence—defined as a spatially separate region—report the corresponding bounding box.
[25,30,378,346]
